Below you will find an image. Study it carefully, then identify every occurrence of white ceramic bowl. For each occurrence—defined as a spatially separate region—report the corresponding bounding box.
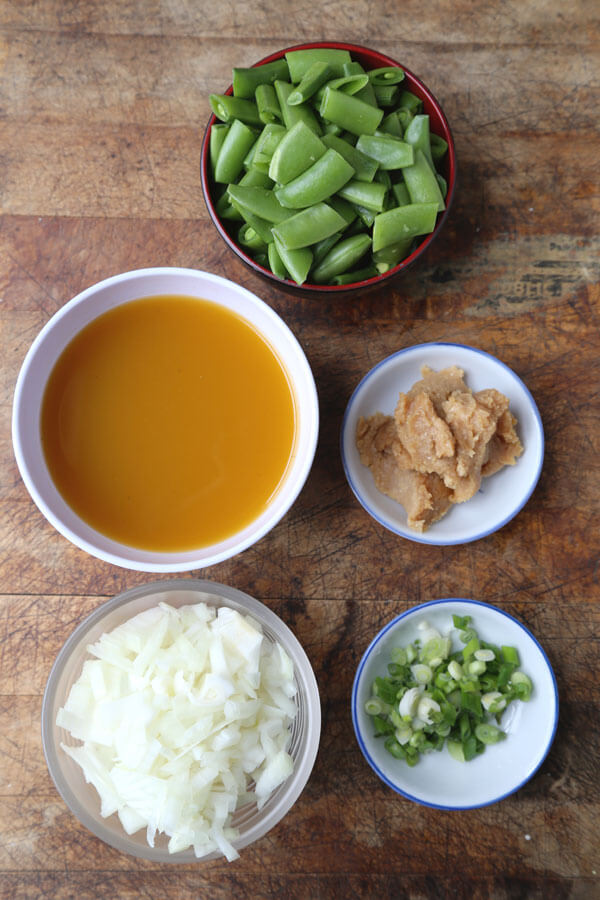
[341,342,544,545]
[42,579,321,862]
[352,598,558,809]
[12,268,319,571]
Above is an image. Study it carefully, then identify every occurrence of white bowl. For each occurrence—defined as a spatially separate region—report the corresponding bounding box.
[341,342,544,545]
[42,579,322,862]
[12,268,319,571]
[352,598,558,809]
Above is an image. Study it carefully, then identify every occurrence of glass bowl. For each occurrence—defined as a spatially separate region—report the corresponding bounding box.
[42,579,321,862]
[200,41,456,296]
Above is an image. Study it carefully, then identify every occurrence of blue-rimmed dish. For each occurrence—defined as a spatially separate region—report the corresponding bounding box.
[341,342,544,545]
[351,598,559,809]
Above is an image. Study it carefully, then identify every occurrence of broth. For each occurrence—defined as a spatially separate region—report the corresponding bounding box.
[41,295,297,552]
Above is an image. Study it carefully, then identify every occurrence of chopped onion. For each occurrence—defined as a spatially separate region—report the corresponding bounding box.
[57,602,297,861]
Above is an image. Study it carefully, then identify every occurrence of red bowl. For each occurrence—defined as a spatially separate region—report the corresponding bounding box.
[200,41,456,296]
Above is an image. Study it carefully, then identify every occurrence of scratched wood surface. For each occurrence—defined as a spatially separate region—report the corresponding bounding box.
[1,1,599,898]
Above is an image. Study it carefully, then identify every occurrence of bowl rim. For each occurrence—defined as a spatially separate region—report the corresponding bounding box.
[11,266,319,571]
[340,341,545,545]
[200,40,457,295]
[41,577,322,862]
[351,597,560,810]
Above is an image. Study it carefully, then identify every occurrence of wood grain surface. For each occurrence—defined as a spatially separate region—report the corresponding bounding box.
[1,1,599,898]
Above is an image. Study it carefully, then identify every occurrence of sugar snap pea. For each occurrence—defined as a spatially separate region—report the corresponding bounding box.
[255,83,282,124]
[331,264,379,285]
[372,201,439,251]
[374,84,399,107]
[336,179,387,212]
[207,49,450,284]
[404,114,434,168]
[368,66,405,86]
[285,48,352,82]
[271,202,347,250]
[227,184,292,223]
[268,120,326,184]
[320,87,384,135]
[252,123,286,169]
[321,133,379,182]
[288,61,331,105]
[210,94,262,127]
[232,59,290,98]
[214,118,257,184]
[314,74,370,104]
[311,233,372,283]
[274,80,321,134]
[238,222,267,251]
[355,134,414,170]
[274,148,355,209]
[267,240,288,279]
[402,149,446,212]
[272,234,312,284]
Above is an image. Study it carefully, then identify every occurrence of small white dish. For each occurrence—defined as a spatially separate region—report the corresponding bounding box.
[352,598,559,809]
[341,342,544,545]
[12,268,319,572]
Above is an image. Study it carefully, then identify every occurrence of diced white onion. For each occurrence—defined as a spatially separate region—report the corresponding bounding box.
[58,602,297,861]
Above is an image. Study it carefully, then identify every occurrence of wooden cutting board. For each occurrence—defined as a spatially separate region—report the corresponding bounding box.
[1,1,599,897]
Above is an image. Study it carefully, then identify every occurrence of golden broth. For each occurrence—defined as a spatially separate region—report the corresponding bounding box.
[41,295,297,551]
